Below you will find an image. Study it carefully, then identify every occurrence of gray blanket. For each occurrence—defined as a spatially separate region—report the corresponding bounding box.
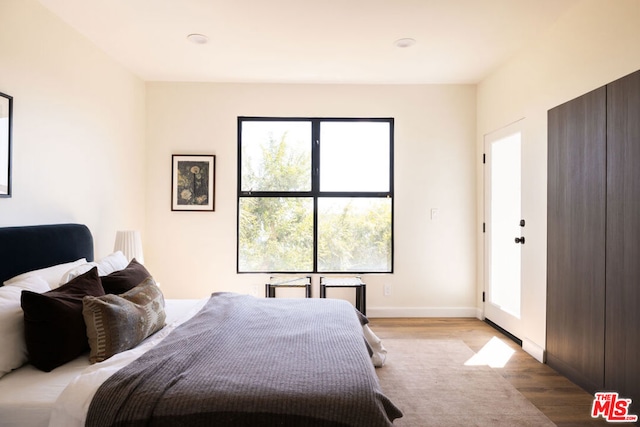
[86,292,402,426]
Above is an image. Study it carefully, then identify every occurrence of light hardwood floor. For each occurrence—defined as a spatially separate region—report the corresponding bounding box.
[368,318,623,427]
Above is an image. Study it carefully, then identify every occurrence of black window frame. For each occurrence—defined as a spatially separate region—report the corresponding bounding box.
[237,116,394,274]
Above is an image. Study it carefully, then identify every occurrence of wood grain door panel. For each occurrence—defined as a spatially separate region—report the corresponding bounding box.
[547,86,607,393]
[605,70,640,411]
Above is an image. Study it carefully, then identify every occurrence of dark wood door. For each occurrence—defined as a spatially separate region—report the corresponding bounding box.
[605,70,640,411]
[547,86,607,393]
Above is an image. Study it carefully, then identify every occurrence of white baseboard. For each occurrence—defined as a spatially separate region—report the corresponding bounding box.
[522,338,545,363]
[367,306,479,318]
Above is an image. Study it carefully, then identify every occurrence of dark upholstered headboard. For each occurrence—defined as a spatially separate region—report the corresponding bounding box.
[0,223,94,285]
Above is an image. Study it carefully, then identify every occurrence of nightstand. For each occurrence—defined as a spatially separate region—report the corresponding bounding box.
[265,276,312,298]
[319,276,366,315]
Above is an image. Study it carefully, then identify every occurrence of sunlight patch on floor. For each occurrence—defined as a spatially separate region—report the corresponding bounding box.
[464,336,515,368]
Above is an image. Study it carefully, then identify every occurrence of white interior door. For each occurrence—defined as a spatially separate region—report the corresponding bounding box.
[484,121,524,339]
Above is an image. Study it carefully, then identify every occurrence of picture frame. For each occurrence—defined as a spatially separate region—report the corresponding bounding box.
[171,154,215,211]
[0,92,12,198]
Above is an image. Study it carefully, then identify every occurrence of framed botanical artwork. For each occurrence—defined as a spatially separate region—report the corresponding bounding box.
[171,154,215,211]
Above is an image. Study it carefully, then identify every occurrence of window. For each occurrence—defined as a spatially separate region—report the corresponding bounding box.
[237,117,393,273]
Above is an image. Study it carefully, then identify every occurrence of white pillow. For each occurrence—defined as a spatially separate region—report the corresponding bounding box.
[3,258,87,289]
[0,276,50,378]
[363,324,387,367]
[57,263,96,286]
[94,251,129,276]
[58,251,128,286]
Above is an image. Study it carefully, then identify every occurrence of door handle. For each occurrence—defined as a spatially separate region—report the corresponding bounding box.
[515,237,525,244]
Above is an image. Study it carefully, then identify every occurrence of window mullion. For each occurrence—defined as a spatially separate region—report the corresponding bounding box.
[311,120,320,272]
[311,120,320,194]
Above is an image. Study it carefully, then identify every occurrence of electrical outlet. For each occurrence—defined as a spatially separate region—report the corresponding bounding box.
[251,284,259,296]
[383,283,392,296]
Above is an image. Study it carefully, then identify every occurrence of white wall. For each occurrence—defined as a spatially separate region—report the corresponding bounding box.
[0,0,146,257]
[477,0,640,355]
[145,83,478,315]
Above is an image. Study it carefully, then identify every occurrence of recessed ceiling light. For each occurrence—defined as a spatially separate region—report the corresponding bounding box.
[187,33,209,45]
[394,38,416,48]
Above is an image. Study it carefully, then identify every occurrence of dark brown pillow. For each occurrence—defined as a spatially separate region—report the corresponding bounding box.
[100,259,151,294]
[21,267,105,372]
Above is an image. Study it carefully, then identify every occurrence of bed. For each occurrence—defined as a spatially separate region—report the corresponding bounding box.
[0,223,402,427]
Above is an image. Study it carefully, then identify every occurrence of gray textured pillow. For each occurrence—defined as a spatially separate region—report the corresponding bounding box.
[82,277,166,364]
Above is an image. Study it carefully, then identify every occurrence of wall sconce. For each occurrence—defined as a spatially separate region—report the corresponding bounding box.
[114,230,144,264]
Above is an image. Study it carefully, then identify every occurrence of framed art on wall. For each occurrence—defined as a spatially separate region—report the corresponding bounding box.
[0,92,12,198]
[171,154,215,211]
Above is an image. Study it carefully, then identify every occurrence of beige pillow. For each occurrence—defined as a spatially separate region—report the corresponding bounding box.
[82,277,166,364]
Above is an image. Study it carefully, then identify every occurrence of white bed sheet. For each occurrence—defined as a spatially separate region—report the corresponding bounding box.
[0,298,207,427]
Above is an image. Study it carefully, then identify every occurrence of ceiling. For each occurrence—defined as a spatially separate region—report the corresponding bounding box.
[38,0,581,84]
